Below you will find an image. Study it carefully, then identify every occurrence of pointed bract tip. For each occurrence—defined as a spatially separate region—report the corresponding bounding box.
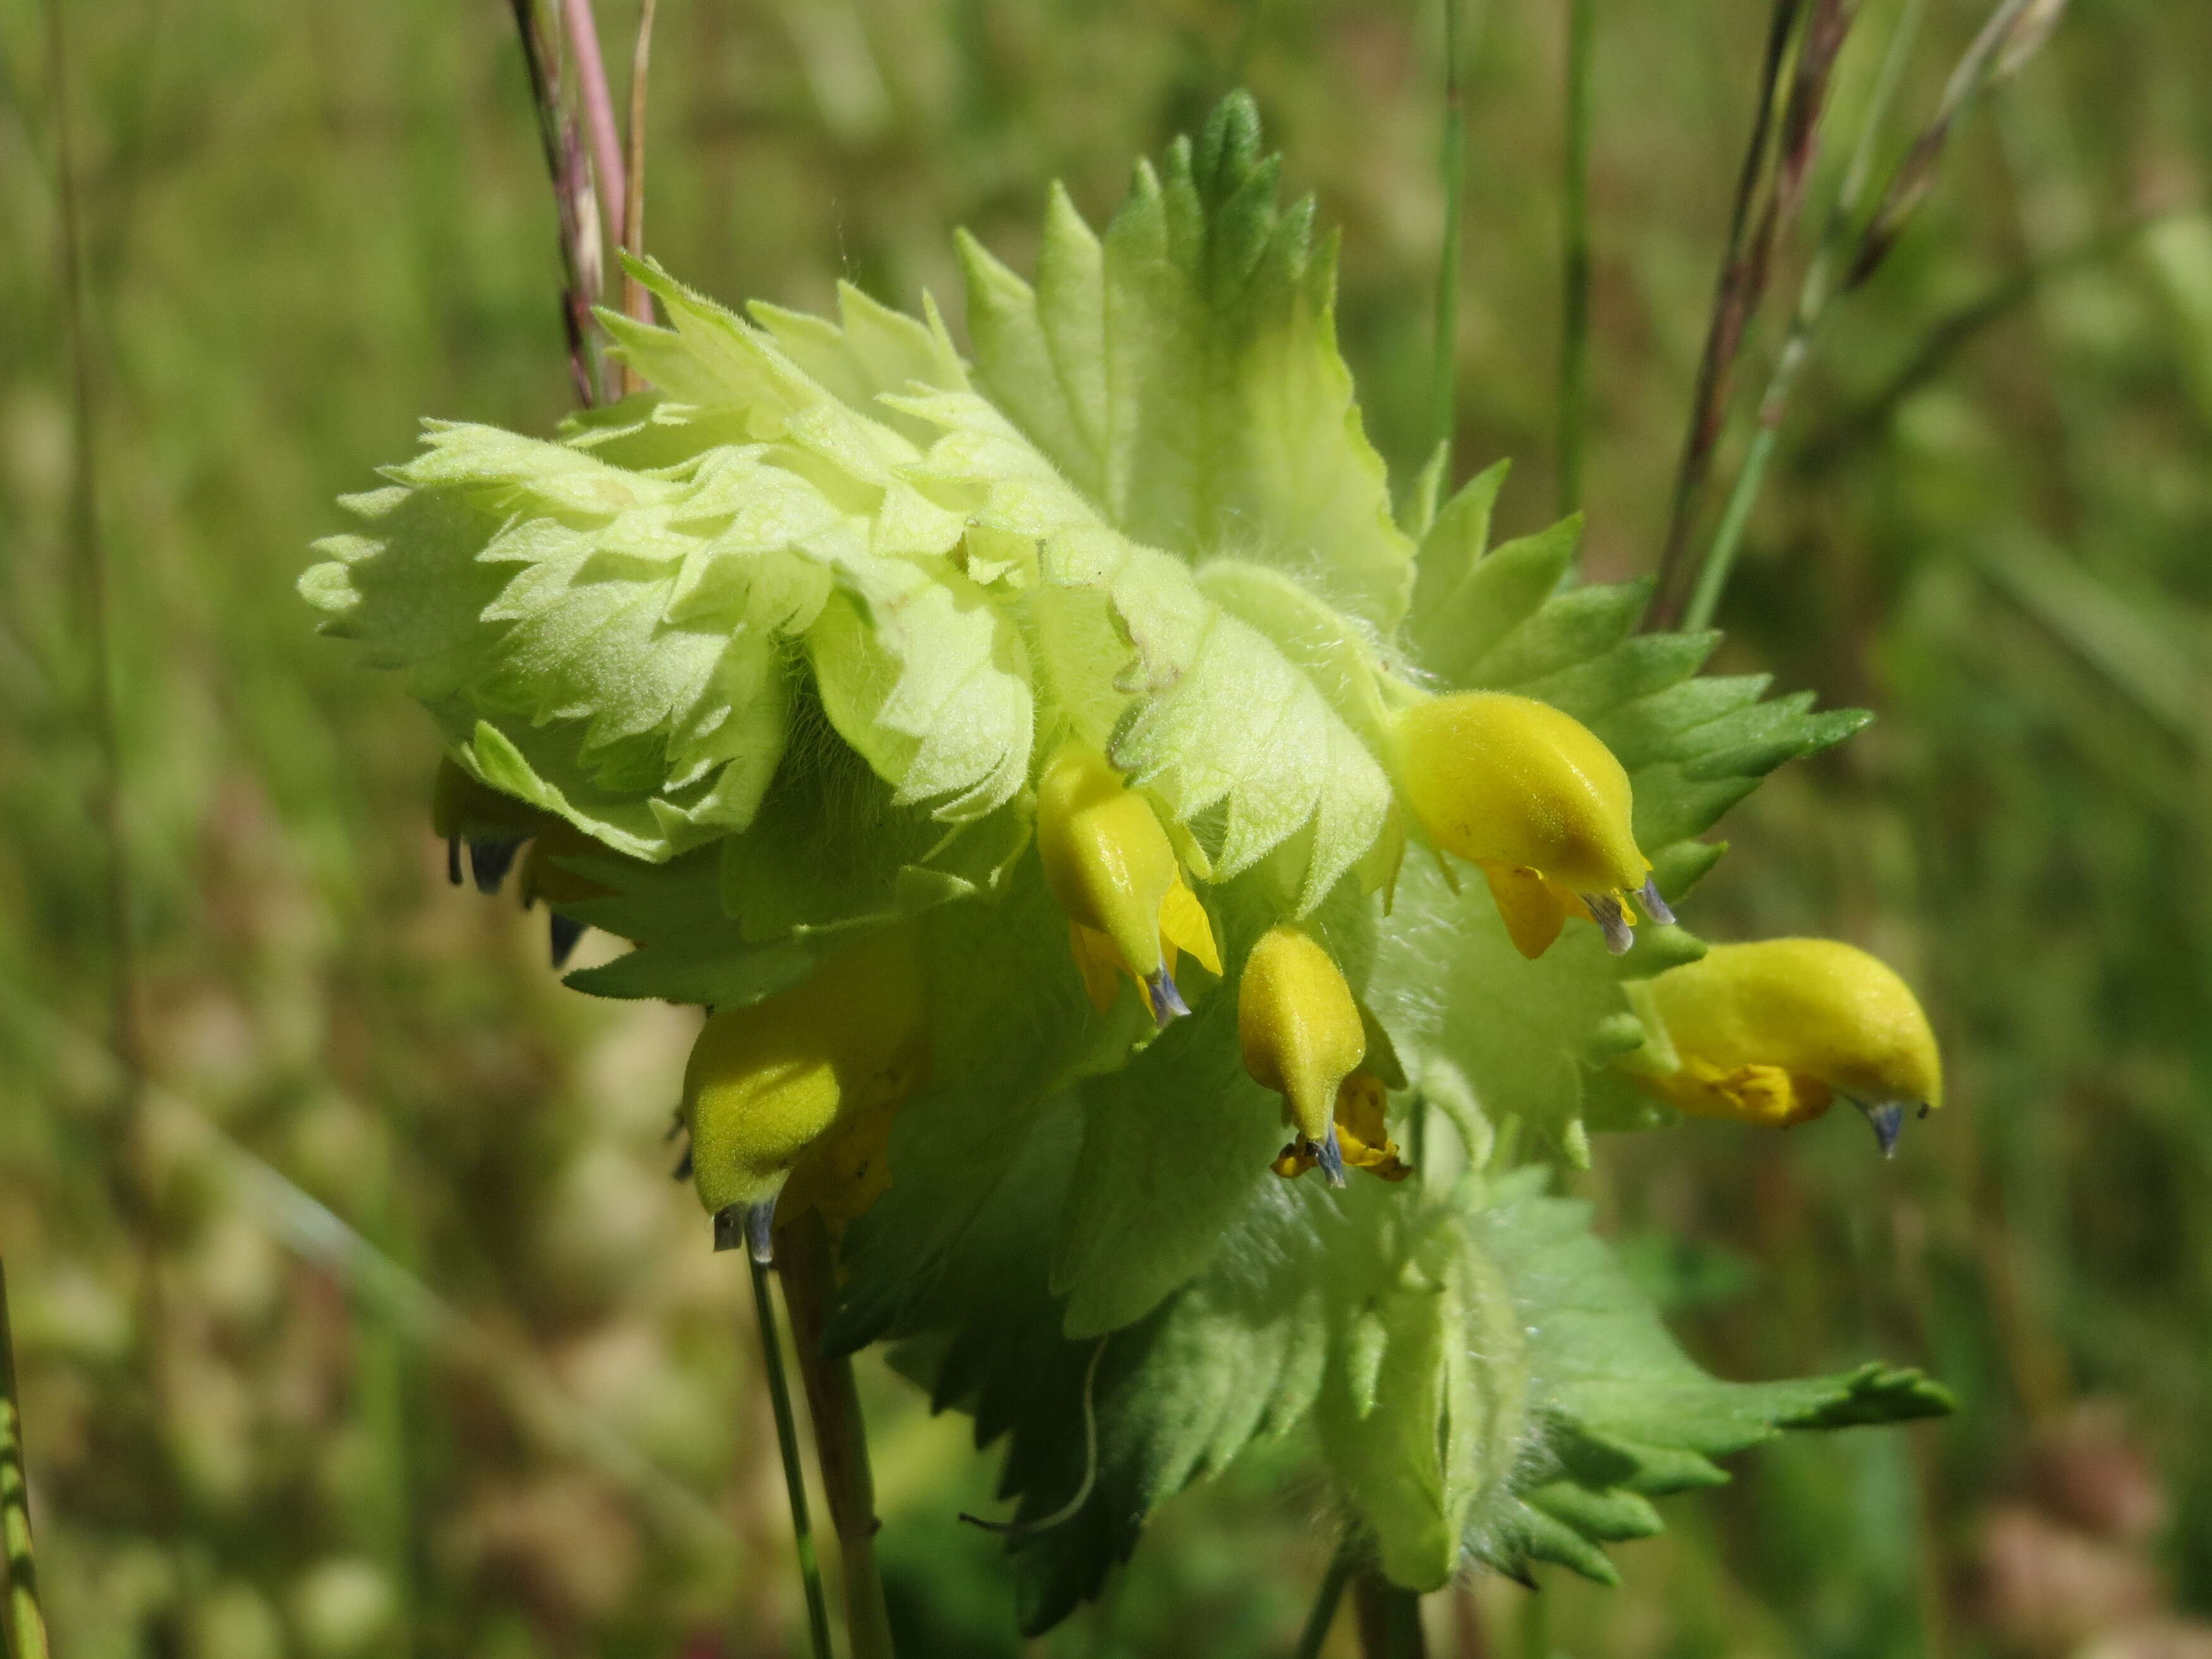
[1584,893,1634,954]
[1145,966,1190,1027]
[1637,874,1677,927]
[549,912,586,968]
[467,837,522,896]
[1859,1100,1908,1158]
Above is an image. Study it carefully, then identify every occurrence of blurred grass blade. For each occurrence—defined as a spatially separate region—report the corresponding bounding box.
[1967,528,2204,747]
[0,1264,51,1659]
[1557,0,1595,515]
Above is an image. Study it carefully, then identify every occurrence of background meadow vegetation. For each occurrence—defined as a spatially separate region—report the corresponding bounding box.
[4,0,2211,1653]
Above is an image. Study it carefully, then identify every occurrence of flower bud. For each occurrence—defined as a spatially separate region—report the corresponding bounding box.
[1239,925,1366,1185]
[684,930,930,1258]
[1392,691,1670,959]
[1625,937,1942,1155]
[1036,741,1220,1024]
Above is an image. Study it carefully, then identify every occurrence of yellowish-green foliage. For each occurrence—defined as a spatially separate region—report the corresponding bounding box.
[6,1,2212,1656]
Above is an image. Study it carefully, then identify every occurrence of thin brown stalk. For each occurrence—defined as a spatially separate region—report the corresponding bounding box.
[562,0,628,241]
[775,1214,895,1659]
[619,0,661,394]
[1354,1571,1429,1658]
[1647,0,1808,628]
[508,0,611,404]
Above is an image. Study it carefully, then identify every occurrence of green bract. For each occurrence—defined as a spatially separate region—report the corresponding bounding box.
[304,94,1943,1629]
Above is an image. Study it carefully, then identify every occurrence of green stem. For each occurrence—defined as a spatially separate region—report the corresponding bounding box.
[0,1265,51,1659]
[1556,0,1595,516]
[778,1215,896,1659]
[749,1256,836,1659]
[1292,1535,1358,1659]
[1429,0,1469,461]
[1353,1572,1428,1659]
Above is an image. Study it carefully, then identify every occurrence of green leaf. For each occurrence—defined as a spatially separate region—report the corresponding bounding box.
[959,94,1415,628]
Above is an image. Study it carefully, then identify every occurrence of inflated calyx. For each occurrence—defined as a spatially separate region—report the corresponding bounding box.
[1394,691,1673,958]
[683,930,929,1259]
[1620,937,1942,1154]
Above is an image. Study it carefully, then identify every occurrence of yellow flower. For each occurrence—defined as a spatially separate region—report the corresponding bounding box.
[683,930,930,1260]
[1393,691,1671,959]
[1623,937,1942,1155]
[1238,925,1368,1186]
[1036,741,1221,1024]
[1272,1071,1413,1184]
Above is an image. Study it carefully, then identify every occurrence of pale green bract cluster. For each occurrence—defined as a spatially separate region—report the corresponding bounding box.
[303,95,1943,1630]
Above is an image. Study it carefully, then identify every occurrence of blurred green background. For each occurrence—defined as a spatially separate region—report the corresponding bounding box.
[4,0,2211,1654]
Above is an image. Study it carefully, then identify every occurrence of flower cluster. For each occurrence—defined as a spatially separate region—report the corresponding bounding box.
[305,95,1948,1623]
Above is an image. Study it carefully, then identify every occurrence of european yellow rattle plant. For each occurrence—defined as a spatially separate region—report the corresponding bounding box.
[305,95,1948,1648]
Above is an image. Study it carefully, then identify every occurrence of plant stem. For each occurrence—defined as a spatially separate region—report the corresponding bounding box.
[777,1214,895,1659]
[1647,0,1806,628]
[749,1256,837,1659]
[619,0,661,370]
[508,0,611,404]
[1293,1534,1358,1659]
[1682,0,1925,631]
[1354,1571,1428,1658]
[1556,0,1595,516]
[0,1265,50,1659]
[562,0,628,238]
[1517,1584,1548,1659]
[1429,0,1469,464]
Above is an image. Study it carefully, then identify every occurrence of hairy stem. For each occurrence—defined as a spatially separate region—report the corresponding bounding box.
[561,0,627,238]
[619,0,661,365]
[0,1265,49,1659]
[776,1215,895,1659]
[748,1256,836,1659]
[1557,0,1595,516]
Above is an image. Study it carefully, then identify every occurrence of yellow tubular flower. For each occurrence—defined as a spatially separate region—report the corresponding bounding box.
[1036,741,1220,1025]
[1239,925,1368,1186]
[1626,938,1942,1156]
[1392,691,1672,959]
[683,930,930,1261]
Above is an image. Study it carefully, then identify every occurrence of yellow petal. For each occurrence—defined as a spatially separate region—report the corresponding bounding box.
[1158,874,1221,976]
[1661,1061,1830,1129]
[1069,921,1126,1012]
[1483,865,1568,960]
[1037,743,1181,984]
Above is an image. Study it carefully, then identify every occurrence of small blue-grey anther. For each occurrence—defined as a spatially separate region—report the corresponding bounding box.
[1637,874,1677,927]
[1583,892,1634,954]
[549,913,585,968]
[1144,966,1190,1026]
[1315,1126,1347,1189]
[1858,1099,1907,1158]
[467,837,522,895]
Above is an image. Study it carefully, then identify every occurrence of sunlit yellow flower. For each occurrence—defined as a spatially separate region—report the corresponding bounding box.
[1623,937,1942,1155]
[1393,691,1671,959]
[1239,925,1368,1185]
[1272,1070,1413,1183]
[683,930,930,1260]
[1036,741,1221,1024]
